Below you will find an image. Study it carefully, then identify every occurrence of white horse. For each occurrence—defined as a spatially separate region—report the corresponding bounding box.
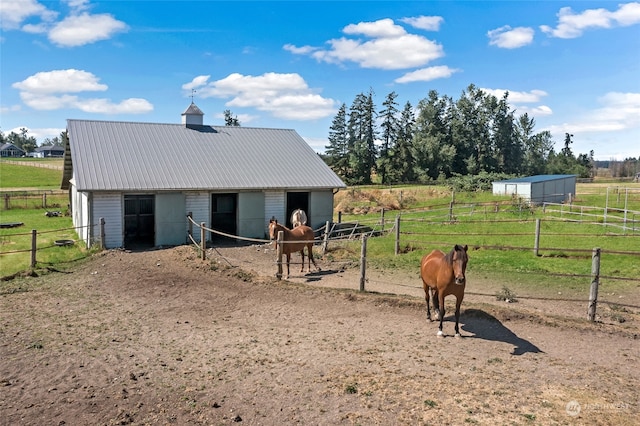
[291,209,307,228]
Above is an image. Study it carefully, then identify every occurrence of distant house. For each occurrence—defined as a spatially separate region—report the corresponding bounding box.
[35,145,65,157]
[0,143,25,158]
[492,175,577,204]
[62,103,346,249]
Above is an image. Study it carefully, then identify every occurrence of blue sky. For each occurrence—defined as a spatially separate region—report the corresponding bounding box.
[1,0,639,161]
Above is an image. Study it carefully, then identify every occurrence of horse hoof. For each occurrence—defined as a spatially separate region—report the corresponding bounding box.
[454,333,461,338]
[436,330,444,338]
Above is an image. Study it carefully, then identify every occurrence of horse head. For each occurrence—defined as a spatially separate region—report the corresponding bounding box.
[268,217,279,240]
[451,244,469,285]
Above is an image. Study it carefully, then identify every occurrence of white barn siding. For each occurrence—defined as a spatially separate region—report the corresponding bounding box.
[185,192,209,243]
[71,185,91,248]
[238,192,265,238]
[310,190,335,230]
[265,191,285,232]
[93,193,123,249]
[156,193,186,246]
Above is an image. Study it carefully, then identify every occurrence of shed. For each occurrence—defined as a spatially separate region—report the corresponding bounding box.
[492,175,576,204]
[62,103,346,249]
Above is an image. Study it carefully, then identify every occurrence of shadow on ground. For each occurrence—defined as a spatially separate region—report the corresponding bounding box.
[462,309,544,355]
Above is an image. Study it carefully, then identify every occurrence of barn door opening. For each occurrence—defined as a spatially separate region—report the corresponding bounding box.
[286,192,309,228]
[211,193,237,241]
[124,194,155,249]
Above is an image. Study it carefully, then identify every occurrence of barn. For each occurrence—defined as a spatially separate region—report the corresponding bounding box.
[492,174,577,204]
[62,103,346,249]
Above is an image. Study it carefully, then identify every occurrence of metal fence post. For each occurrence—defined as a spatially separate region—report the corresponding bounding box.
[587,248,601,322]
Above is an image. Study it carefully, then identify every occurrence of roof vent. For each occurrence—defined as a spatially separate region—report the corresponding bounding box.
[182,102,204,127]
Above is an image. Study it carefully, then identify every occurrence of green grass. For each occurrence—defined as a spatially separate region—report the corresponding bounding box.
[1,161,63,189]
[0,208,93,278]
[0,160,88,277]
[330,184,640,297]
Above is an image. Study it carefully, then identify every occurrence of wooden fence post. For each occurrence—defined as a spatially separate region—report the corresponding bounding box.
[322,221,330,255]
[380,208,385,231]
[187,212,193,243]
[276,230,284,280]
[449,201,454,222]
[99,217,106,250]
[338,211,342,223]
[30,229,37,269]
[587,248,601,322]
[200,222,206,260]
[42,193,47,209]
[359,234,367,292]
[394,215,400,255]
[534,218,541,256]
[4,193,9,210]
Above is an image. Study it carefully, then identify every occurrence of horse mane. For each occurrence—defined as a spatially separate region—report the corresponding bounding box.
[444,244,467,265]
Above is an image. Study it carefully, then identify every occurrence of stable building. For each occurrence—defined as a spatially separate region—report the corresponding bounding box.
[62,103,346,249]
[492,174,576,204]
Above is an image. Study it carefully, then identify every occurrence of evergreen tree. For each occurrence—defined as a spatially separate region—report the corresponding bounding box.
[325,103,350,179]
[392,101,416,182]
[348,91,377,184]
[377,92,399,184]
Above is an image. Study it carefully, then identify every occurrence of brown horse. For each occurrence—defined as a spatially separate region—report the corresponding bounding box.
[420,244,469,337]
[268,217,319,278]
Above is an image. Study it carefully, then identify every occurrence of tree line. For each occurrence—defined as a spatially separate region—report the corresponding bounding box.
[322,84,604,185]
[1,128,67,154]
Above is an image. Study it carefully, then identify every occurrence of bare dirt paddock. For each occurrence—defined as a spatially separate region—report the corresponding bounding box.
[1,245,638,425]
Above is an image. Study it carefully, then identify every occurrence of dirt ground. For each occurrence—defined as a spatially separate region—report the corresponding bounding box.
[1,243,638,425]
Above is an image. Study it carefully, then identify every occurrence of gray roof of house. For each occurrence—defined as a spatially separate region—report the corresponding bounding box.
[66,119,346,192]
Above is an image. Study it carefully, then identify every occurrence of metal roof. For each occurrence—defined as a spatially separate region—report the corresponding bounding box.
[66,119,346,192]
[493,174,576,184]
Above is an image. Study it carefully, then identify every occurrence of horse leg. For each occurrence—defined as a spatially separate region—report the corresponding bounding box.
[308,243,319,271]
[432,289,441,322]
[299,249,305,273]
[454,295,464,338]
[424,287,432,322]
[437,295,446,337]
[285,253,291,278]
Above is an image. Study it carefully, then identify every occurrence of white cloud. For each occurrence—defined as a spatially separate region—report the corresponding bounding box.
[400,16,444,31]
[184,72,337,121]
[481,88,548,103]
[0,0,57,30]
[6,126,65,141]
[13,69,108,94]
[343,18,406,38]
[395,66,460,83]
[540,2,640,38]
[288,18,444,70]
[0,0,128,47]
[546,92,640,134]
[49,12,128,47]
[283,44,316,55]
[12,69,152,114]
[487,26,534,48]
